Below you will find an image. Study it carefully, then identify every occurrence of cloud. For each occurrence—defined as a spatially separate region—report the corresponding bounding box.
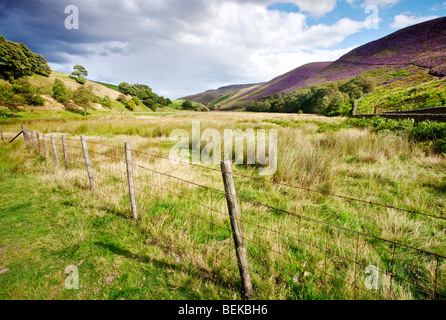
[288,0,338,17]
[390,13,438,29]
[0,0,366,98]
[360,0,403,7]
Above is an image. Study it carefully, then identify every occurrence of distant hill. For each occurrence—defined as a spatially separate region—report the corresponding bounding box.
[180,83,262,106]
[197,17,446,112]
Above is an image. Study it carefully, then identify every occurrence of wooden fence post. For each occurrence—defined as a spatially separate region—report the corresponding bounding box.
[80,135,95,190]
[125,142,138,219]
[0,128,4,143]
[30,130,35,149]
[36,132,41,154]
[21,125,28,143]
[51,135,59,166]
[62,135,69,170]
[221,161,253,300]
[43,134,49,159]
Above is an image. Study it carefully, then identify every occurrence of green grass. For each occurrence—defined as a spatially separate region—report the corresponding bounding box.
[0,141,235,300]
[94,81,120,92]
[1,113,445,300]
[209,94,231,107]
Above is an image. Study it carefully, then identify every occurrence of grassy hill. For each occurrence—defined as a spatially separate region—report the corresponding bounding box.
[180,83,262,107]
[0,71,183,119]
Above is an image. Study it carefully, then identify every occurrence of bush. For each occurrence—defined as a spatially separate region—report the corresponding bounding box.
[117,94,128,105]
[75,76,86,85]
[126,99,136,111]
[101,95,112,109]
[28,95,45,106]
[52,79,69,104]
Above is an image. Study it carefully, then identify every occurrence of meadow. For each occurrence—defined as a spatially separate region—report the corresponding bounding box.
[0,111,445,300]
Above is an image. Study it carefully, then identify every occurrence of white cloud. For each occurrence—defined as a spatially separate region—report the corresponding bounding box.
[390,14,438,29]
[361,0,402,7]
[288,0,338,17]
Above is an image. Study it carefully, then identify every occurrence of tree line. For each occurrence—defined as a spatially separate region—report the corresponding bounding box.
[246,75,376,116]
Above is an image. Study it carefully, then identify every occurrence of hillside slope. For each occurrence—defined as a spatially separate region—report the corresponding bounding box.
[180,83,261,105]
[212,17,446,111]
[239,62,333,100]
[306,16,446,87]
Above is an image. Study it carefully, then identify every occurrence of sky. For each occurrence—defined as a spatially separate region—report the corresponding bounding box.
[0,0,445,99]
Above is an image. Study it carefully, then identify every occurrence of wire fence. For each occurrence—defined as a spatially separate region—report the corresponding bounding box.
[5,125,446,300]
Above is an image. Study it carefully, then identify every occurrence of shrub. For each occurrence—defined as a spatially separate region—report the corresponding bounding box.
[28,95,45,106]
[75,76,86,85]
[117,94,128,105]
[52,79,69,104]
[126,99,136,111]
[101,95,112,109]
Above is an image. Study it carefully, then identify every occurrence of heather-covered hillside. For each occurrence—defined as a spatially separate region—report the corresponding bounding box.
[308,17,446,86]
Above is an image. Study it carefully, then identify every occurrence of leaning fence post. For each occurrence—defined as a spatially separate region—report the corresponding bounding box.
[125,142,139,219]
[36,132,41,154]
[62,135,69,170]
[51,135,59,167]
[0,128,4,143]
[221,161,253,300]
[43,134,49,159]
[80,135,95,191]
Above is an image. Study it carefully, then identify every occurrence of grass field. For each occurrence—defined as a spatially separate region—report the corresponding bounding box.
[0,112,445,300]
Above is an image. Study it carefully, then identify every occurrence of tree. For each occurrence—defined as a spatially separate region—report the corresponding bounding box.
[71,65,88,84]
[72,85,96,116]
[0,80,23,117]
[0,35,51,80]
[72,65,88,78]
[182,100,194,110]
[52,79,69,104]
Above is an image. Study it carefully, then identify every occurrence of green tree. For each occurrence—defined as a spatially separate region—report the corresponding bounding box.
[72,85,95,116]
[0,80,23,117]
[0,35,51,80]
[71,65,88,85]
[72,65,88,78]
[52,79,69,104]
[182,100,194,110]
[126,99,137,111]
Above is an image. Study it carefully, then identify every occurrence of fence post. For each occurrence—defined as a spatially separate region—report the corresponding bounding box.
[30,130,35,149]
[62,135,69,170]
[36,132,41,154]
[43,134,49,160]
[125,142,138,219]
[0,128,4,143]
[51,135,59,167]
[221,161,252,300]
[80,135,95,191]
[21,125,28,143]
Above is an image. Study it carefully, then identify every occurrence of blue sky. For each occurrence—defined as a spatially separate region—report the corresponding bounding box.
[0,0,445,98]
